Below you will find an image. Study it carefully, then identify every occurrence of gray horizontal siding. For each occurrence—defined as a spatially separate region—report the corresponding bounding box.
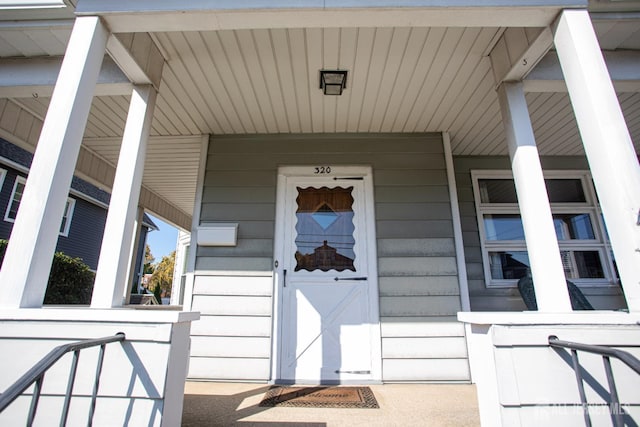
[191,316,272,337]
[367,133,466,381]
[187,274,273,381]
[379,319,469,378]
[195,257,272,272]
[380,296,462,317]
[207,153,446,171]
[193,133,468,382]
[377,238,455,257]
[383,359,470,382]
[379,257,457,276]
[377,220,454,238]
[379,276,460,296]
[189,358,270,381]
[453,155,627,311]
[197,239,274,257]
[200,203,275,221]
[375,185,450,202]
[382,337,468,358]
[375,169,449,186]
[380,318,464,336]
[376,202,453,220]
[209,136,446,155]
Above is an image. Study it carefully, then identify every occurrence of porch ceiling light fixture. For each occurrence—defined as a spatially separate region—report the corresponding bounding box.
[319,70,348,95]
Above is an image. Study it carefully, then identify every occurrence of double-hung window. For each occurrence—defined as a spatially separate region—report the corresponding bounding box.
[59,198,76,237]
[5,176,26,222]
[472,170,617,288]
[0,168,6,193]
[4,176,76,237]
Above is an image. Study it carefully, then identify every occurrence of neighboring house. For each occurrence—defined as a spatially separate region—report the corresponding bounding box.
[0,1,639,426]
[0,137,108,270]
[0,137,157,284]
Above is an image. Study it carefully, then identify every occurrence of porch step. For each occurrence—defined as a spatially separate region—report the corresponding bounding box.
[182,381,480,426]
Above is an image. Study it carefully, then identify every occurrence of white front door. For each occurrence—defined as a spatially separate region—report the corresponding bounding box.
[274,166,381,384]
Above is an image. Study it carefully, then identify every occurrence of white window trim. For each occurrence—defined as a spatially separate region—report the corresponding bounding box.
[4,175,26,223]
[4,175,75,237]
[0,168,6,194]
[472,169,618,288]
[59,197,76,237]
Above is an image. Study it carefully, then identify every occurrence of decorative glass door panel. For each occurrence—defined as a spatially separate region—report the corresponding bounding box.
[277,169,380,384]
[294,186,356,272]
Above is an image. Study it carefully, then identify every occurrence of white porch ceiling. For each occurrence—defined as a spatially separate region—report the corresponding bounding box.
[1,15,639,224]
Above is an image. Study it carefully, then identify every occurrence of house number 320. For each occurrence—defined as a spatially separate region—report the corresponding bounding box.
[314,166,331,174]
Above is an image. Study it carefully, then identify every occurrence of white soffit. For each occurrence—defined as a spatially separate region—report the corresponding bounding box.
[147,26,639,155]
[4,23,639,160]
[0,11,638,222]
[0,20,72,57]
[83,135,203,216]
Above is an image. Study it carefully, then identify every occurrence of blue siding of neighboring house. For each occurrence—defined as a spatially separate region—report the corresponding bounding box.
[0,138,158,301]
[0,165,108,270]
[55,197,108,270]
[0,138,115,271]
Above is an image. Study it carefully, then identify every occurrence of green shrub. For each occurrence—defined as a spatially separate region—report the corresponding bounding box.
[45,252,95,304]
[0,239,95,305]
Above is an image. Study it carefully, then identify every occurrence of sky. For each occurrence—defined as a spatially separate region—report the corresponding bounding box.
[146,214,179,262]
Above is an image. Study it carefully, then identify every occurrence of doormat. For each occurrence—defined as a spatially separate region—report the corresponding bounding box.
[259,386,379,409]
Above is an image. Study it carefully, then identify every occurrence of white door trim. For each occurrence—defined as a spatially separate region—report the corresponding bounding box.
[271,165,382,383]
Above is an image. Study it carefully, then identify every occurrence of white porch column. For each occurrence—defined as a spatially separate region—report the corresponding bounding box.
[124,206,145,304]
[554,10,640,312]
[91,85,157,308]
[0,17,109,308]
[497,82,572,312]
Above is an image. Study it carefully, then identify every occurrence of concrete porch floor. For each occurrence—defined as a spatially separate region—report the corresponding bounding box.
[182,381,480,426]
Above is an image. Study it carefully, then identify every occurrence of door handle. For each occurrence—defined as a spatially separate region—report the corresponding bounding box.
[334,277,367,281]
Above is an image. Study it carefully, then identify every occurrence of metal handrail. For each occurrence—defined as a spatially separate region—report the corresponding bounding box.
[548,335,640,427]
[0,332,125,426]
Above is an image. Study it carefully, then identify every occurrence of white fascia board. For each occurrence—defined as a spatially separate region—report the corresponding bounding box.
[76,1,586,32]
[524,50,640,92]
[0,0,66,8]
[0,0,74,20]
[0,56,132,98]
[89,10,572,33]
[77,0,585,13]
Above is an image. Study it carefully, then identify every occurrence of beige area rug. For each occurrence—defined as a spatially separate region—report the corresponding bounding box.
[258,386,379,409]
